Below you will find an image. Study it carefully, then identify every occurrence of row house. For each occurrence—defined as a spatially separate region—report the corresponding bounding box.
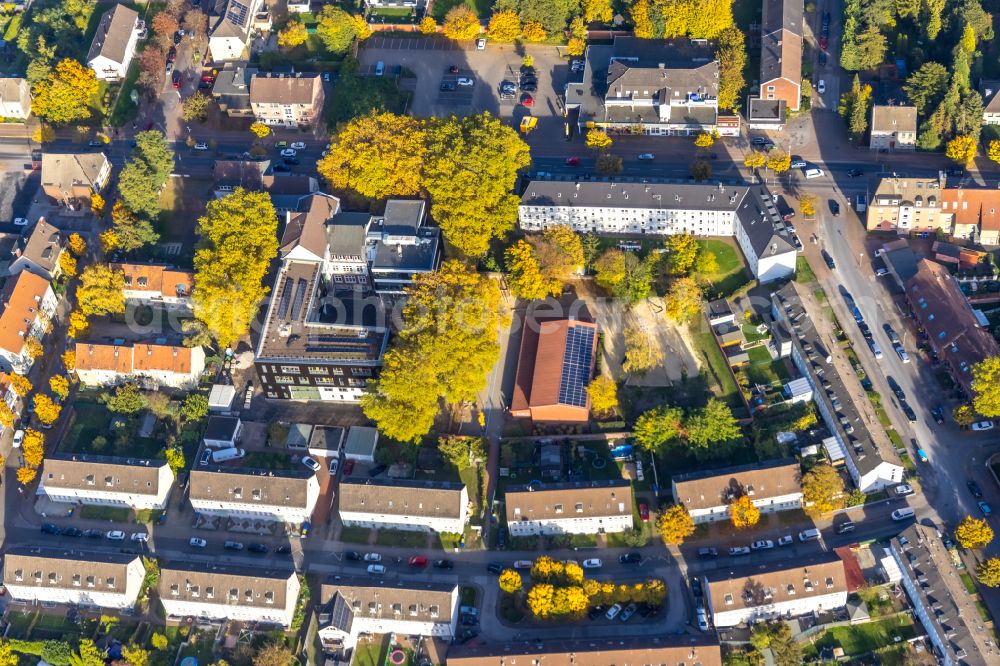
[249,72,325,128]
[9,219,67,282]
[671,458,802,524]
[505,479,633,536]
[449,637,722,665]
[111,263,195,311]
[159,562,299,627]
[189,466,319,524]
[0,271,58,374]
[0,78,31,119]
[74,341,205,390]
[4,547,145,611]
[755,0,803,118]
[41,152,111,209]
[40,454,173,510]
[338,479,468,534]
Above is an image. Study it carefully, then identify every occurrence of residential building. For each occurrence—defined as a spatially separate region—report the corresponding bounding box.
[338,479,468,533]
[211,62,257,116]
[364,0,418,8]
[448,637,722,666]
[287,0,310,11]
[318,577,458,654]
[366,199,441,295]
[0,271,57,374]
[771,282,905,492]
[41,152,111,208]
[189,466,319,524]
[111,263,195,310]
[342,426,378,462]
[39,454,173,510]
[520,179,796,283]
[73,341,205,389]
[870,105,917,152]
[746,97,786,129]
[265,174,320,213]
[0,77,31,119]
[566,37,730,136]
[3,547,145,610]
[902,259,1000,397]
[208,0,264,62]
[703,553,850,627]
[86,4,141,80]
[505,479,633,536]
[203,415,242,448]
[758,0,803,113]
[981,80,1000,125]
[249,72,324,128]
[9,218,66,281]
[671,459,802,524]
[510,317,599,424]
[159,562,299,627]
[213,158,268,192]
[943,188,1000,245]
[890,524,992,665]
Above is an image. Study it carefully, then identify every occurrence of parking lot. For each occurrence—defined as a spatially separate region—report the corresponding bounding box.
[358,43,572,152]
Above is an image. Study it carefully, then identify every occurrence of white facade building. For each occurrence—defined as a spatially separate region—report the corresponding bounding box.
[318,578,458,653]
[520,180,796,284]
[703,554,849,627]
[505,480,633,536]
[73,342,205,390]
[0,271,58,374]
[338,480,468,534]
[86,5,141,81]
[40,454,173,510]
[189,467,319,524]
[208,0,265,62]
[672,459,803,525]
[4,547,145,610]
[159,562,299,627]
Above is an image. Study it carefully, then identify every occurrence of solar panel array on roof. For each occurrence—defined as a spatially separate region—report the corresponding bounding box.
[226,0,249,25]
[277,277,293,320]
[558,325,594,407]
[291,279,307,321]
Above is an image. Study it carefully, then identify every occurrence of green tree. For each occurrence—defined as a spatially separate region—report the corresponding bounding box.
[596,153,623,175]
[593,249,653,303]
[77,264,125,317]
[104,383,148,415]
[838,75,873,143]
[317,112,425,199]
[622,324,664,374]
[68,640,105,666]
[531,225,584,280]
[41,641,72,666]
[923,0,945,39]
[663,233,700,275]
[118,131,175,219]
[903,62,949,113]
[182,91,212,122]
[192,189,278,348]
[972,357,1000,417]
[361,261,502,442]
[685,398,740,448]
[31,58,98,124]
[977,557,1000,587]
[801,463,843,517]
[316,6,363,53]
[716,26,746,111]
[111,201,160,252]
[181,394,209,421]
[438,436,477,469]
[634,405,684,452]
[134,130,176,187]
[423,113,531,257]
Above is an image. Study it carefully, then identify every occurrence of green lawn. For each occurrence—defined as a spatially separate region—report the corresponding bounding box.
[108,58,141,127]
[431,0,491,20]
[354,635,389,666]
[742,322,770,342]
[375,528,430,548]
[79,505,131,522]
[745,344,790,385]
[60,401,164,459]
[961,572,978,595]
[805,615,917,658]
[339,526,372,544]
[370,6,415,16]
[695,239,751,298]
[692,330,741,406]
[241,451,297,470]
[327,62,411,127]
[795,255,818,283]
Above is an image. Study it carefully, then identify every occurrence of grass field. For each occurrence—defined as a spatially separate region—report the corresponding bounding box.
[431,0,491,20]
[353,635,389,666]
[695,239,750,298]
[795,255,818,283]
[745,345,790,385]
[692,330,741,406]
[804,615,917,659]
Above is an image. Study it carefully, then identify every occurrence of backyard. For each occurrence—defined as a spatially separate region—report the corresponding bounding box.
[60,401,164,459]
[696,239,751,299]
[802,615,918,661]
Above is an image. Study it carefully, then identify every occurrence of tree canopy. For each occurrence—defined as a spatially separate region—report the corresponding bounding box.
[634,405,684,452]
[972,357,1000,417]
[956,515,994,548]
[505,240,561,300]
[594,250,654,303]
[316,6,367,53]
[77,264,125,317]
[656,504,695,545]
[802,463,843,517]
[32,58,98,124]
[686,398,741,448]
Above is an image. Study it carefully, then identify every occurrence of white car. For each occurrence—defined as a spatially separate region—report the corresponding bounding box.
[817,79,826,94]
[582,558,603,569]
[696,608,710,631]
[729,546,751,556]
[638,153,655,160]
[12,429,24,448]
[476,37,486,50]
[280,148,297,158]
[329,458,340,476]
[457,77,474,87]
[12,217,28,226]
[302,456,321,471]
[972,420,995,431]
[367,564,386,575]
[790,160,807,169]
[751,539,774,550]
[193,142,208,150]
[875,268,889,277]
[131,532,149,542]
[895,484,914,496]
[605,603,623,620]
[106,530,125,541]
[189,537,207,548]
[290,142,306,150]
[777,535,794,546]
[364,552,382,562]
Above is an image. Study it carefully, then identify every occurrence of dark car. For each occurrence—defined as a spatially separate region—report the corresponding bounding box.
[247,543,269,554]
[587,605,606,620]
[487,562,504,574]
[283,156,300,165]
[520,81,538,93]
[457,629,479,644]
[818,51,827,66]
[173,31,183,44]
[691,577,703,597]
[887,376,906,401]
[60,527,84,537]
[272,164,291,173]
[520,64,535,75]
[83,529,103,538]
[41,523,60,535]
[172,71,182,90]
[931,406,945,424]
[968,480,984,499]
[369,464,387,477]
[344,551,361,561]
[460,614,479,626]
[497,527,507,550]
[901,401,917,422]
[829,200,840,216]
[440,82,456,91]
[433,559,454,569]
[821,249,836,270]
[847,168,863,177]
[448,65,460,73]
[167,47,177,62]
[274,545,292,554]
[619,552,642,565]
[697,547,718,558]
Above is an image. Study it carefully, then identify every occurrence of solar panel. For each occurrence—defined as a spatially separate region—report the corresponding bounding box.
[557,325,594,408]
[290,279,307,321]
[226,0,249,26]
[277,277,293,320]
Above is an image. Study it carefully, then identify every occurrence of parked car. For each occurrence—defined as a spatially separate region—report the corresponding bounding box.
[193,141,208,151]
[972,420,995,431]
[12,429,24,448]
[364,552,382,562]
[280,148,297,158]
[199,450,212,466]
[433,559,454,569]
[224,541,244,550]
[582,558,603,569]
[60,527,83,537]
[619,552,642,564]
[457,77,474,86]
[189,537,207,548]
[847,168,863,177]
[329,458,340,476]
[513,560,533,569]
[916,448,929,462]
[130,532,148,542]
[777,535,794,546]
[83,529,103,538]
[817,79,826,94]
[605,604,623,620]
[637,153,655,160]
[901,401,917,422]
[979,501,993,516]
[520,94,534,107]
[829,200,840,216]
[248,543,269,553]
[409,556,428,567]
[520,81,538,92]
[440,82,456,91]
[487,562,504,574]
[821,249,836,269]
[40,523,60,535]
[290,142,306,150]
[343,551,361,561]
[697,608,710,631]
[301,456,321,471]
[367,564,386,575]
[729,546,751,556]
[968,480,984,498]
[275,545,292,554]
[639,503,650,521]
[751,540,774,550]
[895,484,914,496]
[619,603,638,622]
[565,156,581,166]
[368,464,387,477]
[931,406,945,424]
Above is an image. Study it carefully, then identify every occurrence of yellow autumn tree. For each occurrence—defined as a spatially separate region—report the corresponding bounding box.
[730,495,760,528]
[527,583,555,617]
[49,376,70,400]
[67,310,89,338]
[32,58,99,124]
[90,193,105,217]
[59,252,78,279]
[0,403,13,429]
[956,515,994,549]
[62,350,76,372]
[498,569,523,593]
[250,122,271,138]
[744,150,766,170]
[8,373,31,397]
[631,0,654,37]
[487,10,521,42]
[350,15,372,40]
[33,394,61,426]
[656,504,695,544]
[767,150,791,173]
[21,429,45,468]
[567,37,586,56]
[799,193,818,217]
[530,556,562,582]
[587,375,618,417]
[521,20,547,41]
[78,264,126,317]
[946,136,976,168]
[17,466,37,485]
[989,140,1000,165]
[420,16,437,34]
[563,562,584,585]
[585,129,613,151]
[442,5,480,40]
[505,240,561,300]
[99,229,120,253]
[694,132,715,148]
[277,21,308,48]
[32,124,56,144]
[23,337,43,359]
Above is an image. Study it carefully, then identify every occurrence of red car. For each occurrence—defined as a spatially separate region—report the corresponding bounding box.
[343,459,355,475]
[521,94,534,107]
[819,36,828,50]
[639,503,650,522]
[409,556,428,567]
[172,71,182,90]
[565,157,581,166]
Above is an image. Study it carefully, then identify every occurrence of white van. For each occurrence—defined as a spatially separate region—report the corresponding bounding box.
[804,168,824,179]
[212,447,246,463]
[892,508,915,521]
[798,528,821,542]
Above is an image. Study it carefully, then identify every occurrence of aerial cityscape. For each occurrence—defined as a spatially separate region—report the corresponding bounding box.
[0,0,997,663]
